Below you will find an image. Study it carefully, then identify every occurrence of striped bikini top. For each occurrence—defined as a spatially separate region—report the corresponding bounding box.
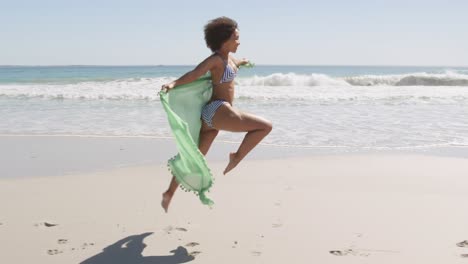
[216,53,238,83]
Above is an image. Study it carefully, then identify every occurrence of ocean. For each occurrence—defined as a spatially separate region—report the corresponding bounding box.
[1,65,468,154]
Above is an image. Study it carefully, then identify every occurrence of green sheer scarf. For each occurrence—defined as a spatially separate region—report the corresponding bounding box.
[159,63,254,206]
[160,75,214,205]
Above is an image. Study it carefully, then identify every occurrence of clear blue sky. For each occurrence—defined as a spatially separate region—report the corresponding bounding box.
[1,0,467,66]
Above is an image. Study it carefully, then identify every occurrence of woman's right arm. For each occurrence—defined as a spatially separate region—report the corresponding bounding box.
[161,56,216,92]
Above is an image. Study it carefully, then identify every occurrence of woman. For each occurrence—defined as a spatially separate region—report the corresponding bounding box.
[160,17,272,212]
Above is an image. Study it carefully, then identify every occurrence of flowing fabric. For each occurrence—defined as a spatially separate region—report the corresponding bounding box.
[159,75,214,205]
[159,63,254,206]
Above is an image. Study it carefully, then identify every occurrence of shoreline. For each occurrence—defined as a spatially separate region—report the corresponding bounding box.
[2,135,468,179]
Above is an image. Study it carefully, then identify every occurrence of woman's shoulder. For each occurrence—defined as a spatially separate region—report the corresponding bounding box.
[203,53,225,69]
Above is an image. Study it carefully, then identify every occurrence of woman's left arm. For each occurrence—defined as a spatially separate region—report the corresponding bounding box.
[230,55,249,67]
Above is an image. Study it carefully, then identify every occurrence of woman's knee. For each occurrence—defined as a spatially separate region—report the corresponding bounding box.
[263,119,273,133]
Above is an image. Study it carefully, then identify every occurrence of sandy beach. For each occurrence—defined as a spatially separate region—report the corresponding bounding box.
[1,136,468,263]
[3,0,468,262]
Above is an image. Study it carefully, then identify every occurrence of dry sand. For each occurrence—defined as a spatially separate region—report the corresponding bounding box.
[1,145,468,263]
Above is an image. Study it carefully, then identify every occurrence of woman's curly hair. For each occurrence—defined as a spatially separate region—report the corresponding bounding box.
[204,17,238,52]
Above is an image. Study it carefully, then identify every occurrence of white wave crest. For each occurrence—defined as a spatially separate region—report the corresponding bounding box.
[237,72,468,87]
[234,84,468,104]
[1,72,468,103]
[0,77,173,100]
[344,71,468,86]
[237,73,350,87]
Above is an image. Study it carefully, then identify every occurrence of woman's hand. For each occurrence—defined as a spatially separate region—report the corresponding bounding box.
[160,82,175,93]
[237,58,249,66]
[236,58,255,68]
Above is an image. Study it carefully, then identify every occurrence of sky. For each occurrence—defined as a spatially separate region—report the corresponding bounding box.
[1,0,467,66]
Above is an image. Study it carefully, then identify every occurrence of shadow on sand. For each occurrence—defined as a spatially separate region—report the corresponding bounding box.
[80,232,194,264]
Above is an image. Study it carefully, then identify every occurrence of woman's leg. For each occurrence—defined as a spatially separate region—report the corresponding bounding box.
[161,122,219,212]
[211,104,272,174]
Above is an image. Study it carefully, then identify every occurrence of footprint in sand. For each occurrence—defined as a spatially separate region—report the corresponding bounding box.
[81,242,95,250]
[251,251,262,256]
[330,249,369,257]
[457,240,468,247]
[57,239,68,244]
[456,240,468,258]
[47,249,63,255]
[185,242,199,247]
[164,226,174,234]
[189,251,202,257]
[330,250,349,256]
[164,226,187,236]
[35,222,58,228]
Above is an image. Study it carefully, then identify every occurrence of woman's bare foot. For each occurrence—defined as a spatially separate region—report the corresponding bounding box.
[161,192,173,213]
[223,152,241,175]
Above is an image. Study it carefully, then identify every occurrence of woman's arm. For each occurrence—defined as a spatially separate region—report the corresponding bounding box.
[161,56,216,92]
[230,55,249,67]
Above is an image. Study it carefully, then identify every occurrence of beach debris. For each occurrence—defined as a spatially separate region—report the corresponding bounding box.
[185,242,199,247]
[457,240,468,247]
[175,227,188,232]
[57,239,68,244]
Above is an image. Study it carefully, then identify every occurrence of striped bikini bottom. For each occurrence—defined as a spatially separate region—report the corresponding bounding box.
[201,99,227,128]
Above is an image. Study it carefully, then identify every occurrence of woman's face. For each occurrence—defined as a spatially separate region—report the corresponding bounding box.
[224,29,240,53]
